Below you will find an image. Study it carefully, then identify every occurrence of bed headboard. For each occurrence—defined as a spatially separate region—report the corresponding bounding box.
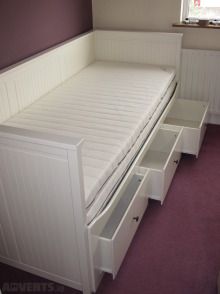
[0,30,182,124]
[94,30,182,78]
[0,32,95,124]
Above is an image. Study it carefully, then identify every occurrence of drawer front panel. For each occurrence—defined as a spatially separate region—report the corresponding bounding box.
[198,107,209,155]
[199,124,207,153]
[112,170,149,277]
[143,126,182,202]
[163,129,182,201]
[147,170,163,201]
[181,128,200,155]
[164,99,209,156]
[90,169,150,279]
[164,149,181,199]
[134,175,149,221]
[112,195,138,277]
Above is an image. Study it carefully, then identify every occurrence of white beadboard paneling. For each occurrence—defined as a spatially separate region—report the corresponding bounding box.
[0,143,82,282]
[61,33,95,81]
[0,82,10,122]
[180,49,220,116]
[94,30,182,77]
[0,30,182,126]
[0,178,20,261]
[0,32,95,124]
[13,54,62,111]
[0,125,93,291]
[0,224,9,258]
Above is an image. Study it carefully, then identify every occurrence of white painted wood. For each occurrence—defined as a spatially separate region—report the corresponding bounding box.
[0,126,93,292]
[86,80,178,224]
[0,256,82,291]
[131,84,179,167]
[164,99,209,156]
[0,84,179,293]
[0,30,183,293]
[0,225,9,258]
[0,125,82,150]
[89,167,149,280]
[0,177,21,262]
[0,29,182,126]
[139,128,182,203]
[94,30,182,79]
[67,148,92,294]
[0,32,95,124]
[180,49,220,122]
[88,86,180,291]
[60,33,95,82]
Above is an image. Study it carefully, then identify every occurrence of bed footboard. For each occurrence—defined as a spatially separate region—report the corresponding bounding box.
[0,126,92,293]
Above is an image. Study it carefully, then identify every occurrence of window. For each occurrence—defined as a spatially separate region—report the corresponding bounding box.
[182,0,220,20]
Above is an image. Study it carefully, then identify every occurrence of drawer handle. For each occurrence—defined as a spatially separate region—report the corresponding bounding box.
[133,216,139,222]
[174,160,179,165]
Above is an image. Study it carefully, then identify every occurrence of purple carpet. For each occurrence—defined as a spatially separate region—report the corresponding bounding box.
[1,124,220,294]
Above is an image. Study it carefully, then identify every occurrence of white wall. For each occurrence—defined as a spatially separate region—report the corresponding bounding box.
[92,0,220,50]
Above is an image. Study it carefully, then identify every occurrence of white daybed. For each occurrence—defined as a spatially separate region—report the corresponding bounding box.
[0,30,208,293]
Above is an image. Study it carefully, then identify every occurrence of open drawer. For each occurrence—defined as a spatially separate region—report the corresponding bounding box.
[139,127,182,203]
[89,166,150,279]
[163,99,209,157]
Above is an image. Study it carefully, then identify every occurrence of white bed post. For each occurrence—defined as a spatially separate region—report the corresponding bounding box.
[67,146,92,294]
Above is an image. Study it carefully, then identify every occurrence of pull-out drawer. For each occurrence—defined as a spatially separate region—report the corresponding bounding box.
[164,99,209,157]
[139,127,182,203]
[89,166,150,280]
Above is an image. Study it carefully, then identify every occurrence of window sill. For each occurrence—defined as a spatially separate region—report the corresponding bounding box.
[173,22,220,29]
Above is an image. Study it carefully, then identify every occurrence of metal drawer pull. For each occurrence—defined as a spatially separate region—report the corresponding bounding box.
[174,160,179,164]
[133,216,139,222]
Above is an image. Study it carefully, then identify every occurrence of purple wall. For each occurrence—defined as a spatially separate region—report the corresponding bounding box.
[0,0,93,70]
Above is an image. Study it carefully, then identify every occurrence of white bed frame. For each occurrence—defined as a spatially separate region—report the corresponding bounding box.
[0,30,183,293]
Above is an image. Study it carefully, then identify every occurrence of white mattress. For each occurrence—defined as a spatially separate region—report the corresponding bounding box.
[4,61,176,221]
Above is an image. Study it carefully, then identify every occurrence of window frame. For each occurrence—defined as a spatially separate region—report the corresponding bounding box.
[181,0,190,21]
[181,0,220,21]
